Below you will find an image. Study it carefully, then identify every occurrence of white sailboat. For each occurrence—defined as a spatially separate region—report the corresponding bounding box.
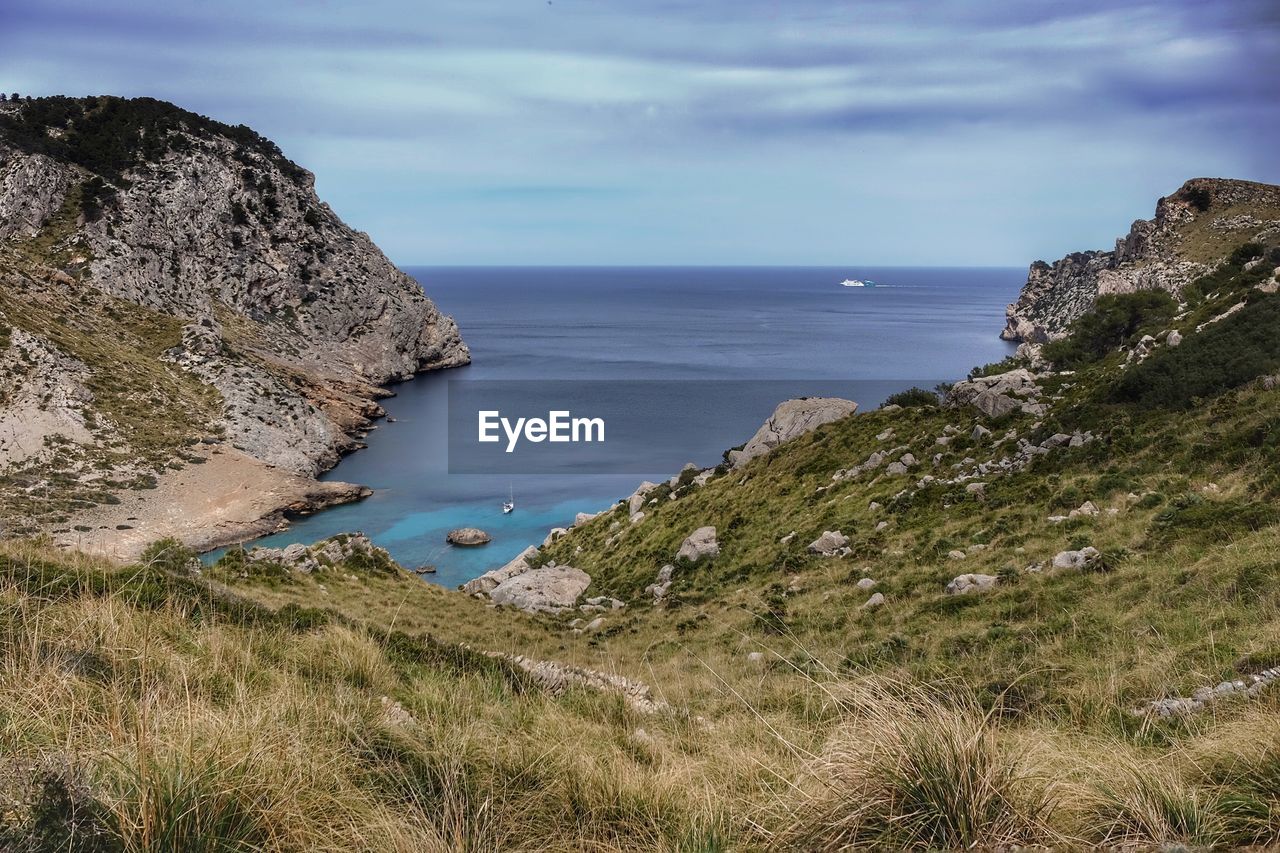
[502,484,515,514]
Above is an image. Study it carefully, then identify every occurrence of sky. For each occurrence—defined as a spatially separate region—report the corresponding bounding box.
[2,0,1278,266]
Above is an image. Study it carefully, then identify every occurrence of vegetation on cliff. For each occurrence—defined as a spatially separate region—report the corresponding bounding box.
[0,219,1277,848]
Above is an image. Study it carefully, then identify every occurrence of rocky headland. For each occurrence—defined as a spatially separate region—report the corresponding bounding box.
[0,96,467,556]
[1002,177,1280,342]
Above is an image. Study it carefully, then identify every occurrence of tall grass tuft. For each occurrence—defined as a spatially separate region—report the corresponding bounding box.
[110,753,272,853]
[778,677,1060,850]
[1085,756,1226,848]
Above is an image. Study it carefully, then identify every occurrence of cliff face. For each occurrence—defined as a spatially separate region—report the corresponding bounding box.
[0,96,467,547]
[1002,178,1280,342]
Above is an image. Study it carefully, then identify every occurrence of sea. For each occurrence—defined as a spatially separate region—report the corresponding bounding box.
[218,266,1022,588]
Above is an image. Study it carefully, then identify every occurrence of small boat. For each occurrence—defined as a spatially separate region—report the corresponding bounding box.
[841,278,876,287]
[502,484,515,514]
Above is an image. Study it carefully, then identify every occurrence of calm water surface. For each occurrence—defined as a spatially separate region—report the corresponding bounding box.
[223,267,1020,587]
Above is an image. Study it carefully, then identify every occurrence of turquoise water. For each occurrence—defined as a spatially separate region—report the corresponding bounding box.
[215,266,1021,588]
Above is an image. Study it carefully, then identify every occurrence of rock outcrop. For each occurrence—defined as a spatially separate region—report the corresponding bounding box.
[1002,178,1280,342]
[807,530,850,556]
[676,526,719,562]
[240,533,393,575]
[728,397,857,467]
[945,573,998,596]
[447,528,491,547]
[493,653,668,714]
[489,565,591,614]
[945,369,1046,418]
[462,546,538,596]
[0,96,468,552]
[1052,547,1100,571]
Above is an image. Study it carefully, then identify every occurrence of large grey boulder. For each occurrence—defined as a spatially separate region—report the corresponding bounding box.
[627,482,660,515]
[677,526,719,562]
[945,573,999,595]
[489,565,591,613]
[1052,546,1100,570]
[462,545,539,596]
[728,397,858,467]
[807,530,850,556]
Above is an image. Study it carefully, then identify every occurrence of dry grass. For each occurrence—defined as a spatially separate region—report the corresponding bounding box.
[774,675,1064,849]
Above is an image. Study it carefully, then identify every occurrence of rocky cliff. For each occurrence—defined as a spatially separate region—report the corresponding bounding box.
[0,96,468,553]
[1002,178,1280,342]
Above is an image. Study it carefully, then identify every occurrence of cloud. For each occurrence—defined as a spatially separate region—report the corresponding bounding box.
[1,0,1276,264]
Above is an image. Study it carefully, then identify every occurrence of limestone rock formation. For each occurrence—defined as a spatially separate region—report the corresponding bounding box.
[807,530,850,556]
[0,96,468,550]
[728,397,857,467]
[447,528,491,547]
[945,573,998,595]
[945,369,1046,418]
[1002,178,1280,342]
[489,565,591,613]
[676,526,719,562]
[462,545,538,596]
[1052,547,1100,571]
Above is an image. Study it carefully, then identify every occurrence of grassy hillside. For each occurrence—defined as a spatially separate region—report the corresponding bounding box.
[1,241,1278,849]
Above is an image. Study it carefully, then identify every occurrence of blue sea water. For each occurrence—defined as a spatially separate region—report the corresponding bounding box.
[223,266,1021,588]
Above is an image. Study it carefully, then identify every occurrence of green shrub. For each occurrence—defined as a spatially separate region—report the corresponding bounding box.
[1149,497,1280,546]
[882,387,940,408]
[0,95,304,186]
[1112,295,1280,409]
[138,538,197,574]
[1043,291,1178,369]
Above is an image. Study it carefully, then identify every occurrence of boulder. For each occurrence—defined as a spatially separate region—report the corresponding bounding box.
[542,527,567,548]
[948,550,967,561]
[1051,546,1101,571]
[447,527,491,546]
[677,526,719,562]
[971,424,992,441]
[645,564,676,601]
[1069,500,1099,518]
[627,482,660,515]
[573,511,602,527]
[856,577,877,590]
[1167,329,1183,347]
[945,573,999,595]
[807,530,850,556]
[728,397,858,467]
[630,511,646,525]
[461,544,539,595]
[862,592,886,609]
[489,565,591,613]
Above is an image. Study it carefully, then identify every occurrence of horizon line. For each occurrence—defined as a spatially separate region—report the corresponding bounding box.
[396,262,1031,270]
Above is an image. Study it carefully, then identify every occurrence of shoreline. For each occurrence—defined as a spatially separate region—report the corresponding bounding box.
[53,445,373,563]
